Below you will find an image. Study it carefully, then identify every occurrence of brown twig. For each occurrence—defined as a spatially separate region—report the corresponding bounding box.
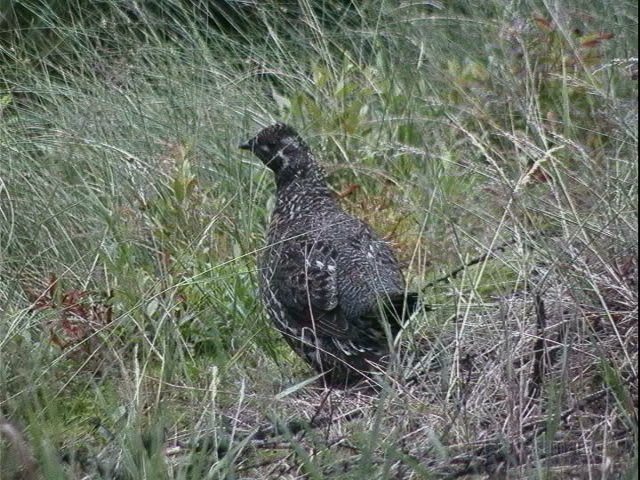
[422,236,527,291]
[528,293,547,399]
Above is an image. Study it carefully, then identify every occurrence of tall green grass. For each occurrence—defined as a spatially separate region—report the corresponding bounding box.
[1,0,637,478]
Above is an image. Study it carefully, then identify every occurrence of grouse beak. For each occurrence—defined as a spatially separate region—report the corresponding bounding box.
[238,140,253,151]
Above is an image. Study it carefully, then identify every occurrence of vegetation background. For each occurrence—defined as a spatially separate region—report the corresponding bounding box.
[0,0,637,478]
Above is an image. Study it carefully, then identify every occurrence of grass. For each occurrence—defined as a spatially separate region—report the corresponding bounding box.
[0,0,637,478]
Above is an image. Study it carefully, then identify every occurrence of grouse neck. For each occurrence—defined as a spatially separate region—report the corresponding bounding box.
[274,163,331,196]
[273,166,335,215]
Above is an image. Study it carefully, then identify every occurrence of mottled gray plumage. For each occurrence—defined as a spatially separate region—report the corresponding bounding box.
[240,123,419,386]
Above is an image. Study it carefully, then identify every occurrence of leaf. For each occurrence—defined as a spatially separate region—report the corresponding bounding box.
[580,32,614,48]
[27,274,58,310]
[146,298,160,317]
[275,372,326,399]
[0,94,11,113]
[337,183,360,198]
[533,15,554,31]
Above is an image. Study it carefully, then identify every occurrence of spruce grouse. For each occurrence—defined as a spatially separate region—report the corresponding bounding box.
[240,123,419,386]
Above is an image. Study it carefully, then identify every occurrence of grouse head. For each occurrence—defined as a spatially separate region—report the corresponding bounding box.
[239,123,316,179]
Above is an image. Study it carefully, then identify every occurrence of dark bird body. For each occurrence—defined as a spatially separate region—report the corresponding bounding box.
[240,123,419,386]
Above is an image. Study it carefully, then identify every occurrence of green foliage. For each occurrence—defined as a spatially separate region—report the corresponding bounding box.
[0,0,637,478]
